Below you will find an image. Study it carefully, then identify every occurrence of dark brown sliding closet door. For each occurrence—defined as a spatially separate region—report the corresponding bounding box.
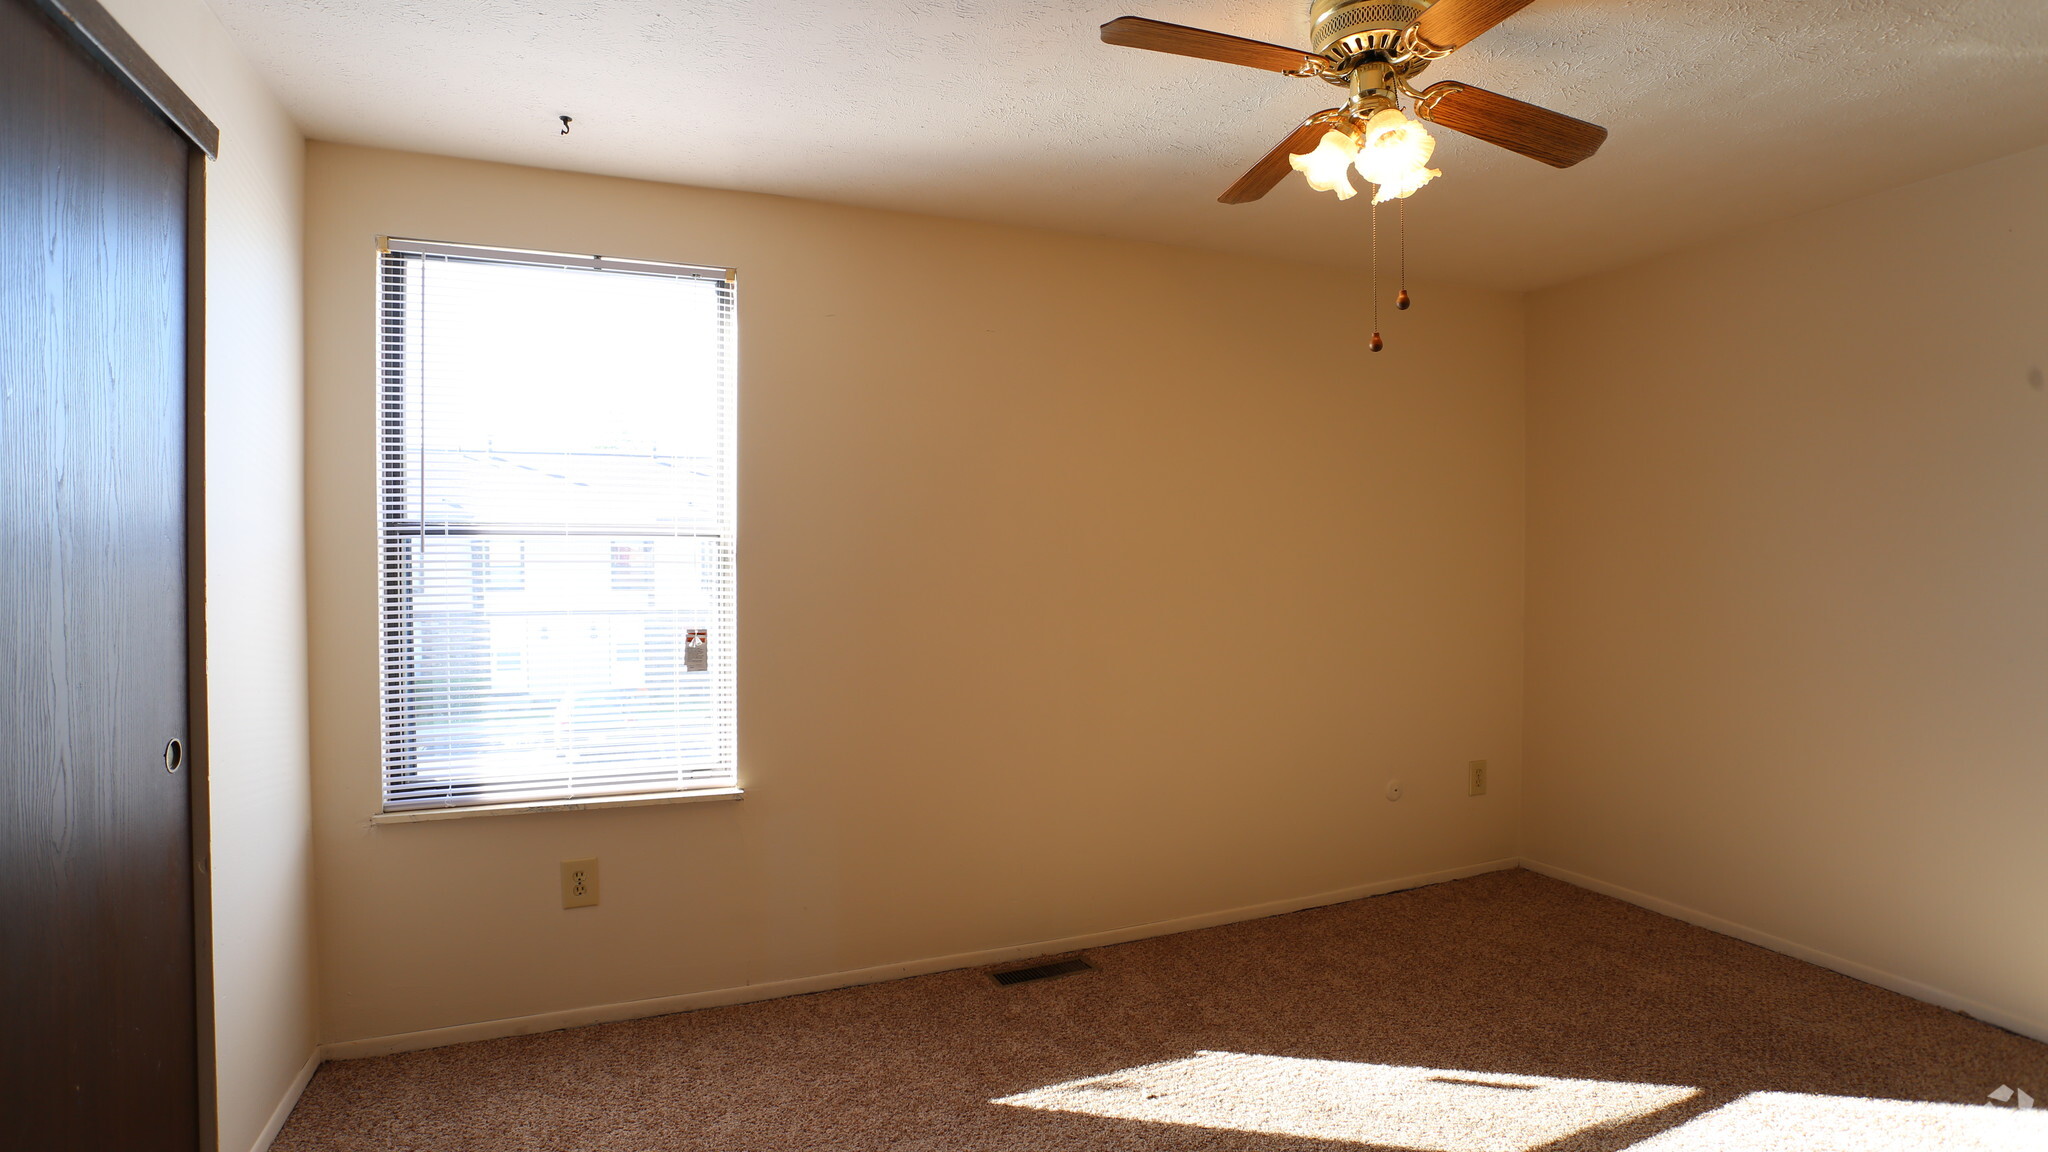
[1,0,199,1147]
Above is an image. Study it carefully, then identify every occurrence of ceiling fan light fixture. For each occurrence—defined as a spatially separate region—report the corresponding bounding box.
[1098,1,1608,208]
[1354,107,1441,203]
[1288,127,1362,199]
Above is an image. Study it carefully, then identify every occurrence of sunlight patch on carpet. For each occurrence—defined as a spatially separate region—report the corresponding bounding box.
[1630,1090,2048,1151]
[992,1050,1696,1151]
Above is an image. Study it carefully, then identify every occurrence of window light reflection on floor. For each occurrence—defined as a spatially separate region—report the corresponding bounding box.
[991,1051,2048,1152]
[993,1051,1695,1152]
[1629,1090,2047,1151]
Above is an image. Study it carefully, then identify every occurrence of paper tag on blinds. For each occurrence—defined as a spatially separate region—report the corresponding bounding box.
[685,629,708,673]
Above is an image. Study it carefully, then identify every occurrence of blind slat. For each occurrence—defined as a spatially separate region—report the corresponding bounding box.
[377,240,738,814]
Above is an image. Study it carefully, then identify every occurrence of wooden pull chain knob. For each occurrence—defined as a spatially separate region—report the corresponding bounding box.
[1397,289,1411,310]
[1370,332,1384,352]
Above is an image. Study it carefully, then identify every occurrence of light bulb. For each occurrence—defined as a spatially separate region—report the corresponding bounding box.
[1353,108,1441,203]
[1289,128,1361,200]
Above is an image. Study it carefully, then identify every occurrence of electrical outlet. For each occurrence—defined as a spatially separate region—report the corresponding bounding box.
[560,858,599,909]
[1467,760,1488,797]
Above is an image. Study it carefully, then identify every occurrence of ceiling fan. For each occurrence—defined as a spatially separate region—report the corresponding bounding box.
[1100,0,1608,205]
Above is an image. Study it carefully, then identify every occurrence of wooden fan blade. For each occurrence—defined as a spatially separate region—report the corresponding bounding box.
[1413,81,1607,168]
[1410,0,1539,52]
[1219,111,1344,204]
[1101,16,1321,75]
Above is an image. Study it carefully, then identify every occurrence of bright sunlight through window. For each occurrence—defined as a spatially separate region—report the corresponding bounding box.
[995,1052,1695,1150]
[993,1051,2048,1151]
[1627,1090,2048,1151]
[376,238,736,814]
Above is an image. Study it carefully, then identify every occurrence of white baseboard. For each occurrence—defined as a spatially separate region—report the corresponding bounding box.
[1520,858,2048,1045]
[323,857,1519,1060]
[247,1048,322,1152]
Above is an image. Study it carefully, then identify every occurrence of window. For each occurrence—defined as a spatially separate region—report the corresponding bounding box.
[377,237,737,813]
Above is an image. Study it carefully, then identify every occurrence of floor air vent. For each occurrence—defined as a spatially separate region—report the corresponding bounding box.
[992,958,1093,986]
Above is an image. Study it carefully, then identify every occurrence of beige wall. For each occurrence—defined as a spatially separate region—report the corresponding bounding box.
[305,143,1527,1045]
[1526,143,2048,1038]
[96,1,317,1149]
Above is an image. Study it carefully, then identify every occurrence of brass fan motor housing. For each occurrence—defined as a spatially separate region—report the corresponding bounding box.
[1309,0,1433,68]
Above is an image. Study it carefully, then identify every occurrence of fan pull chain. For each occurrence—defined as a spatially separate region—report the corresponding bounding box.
[1370,200,1384,353]
[1397,197,1411,310]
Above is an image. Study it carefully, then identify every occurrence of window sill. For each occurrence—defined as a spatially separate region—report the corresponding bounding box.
[370,786,744,825]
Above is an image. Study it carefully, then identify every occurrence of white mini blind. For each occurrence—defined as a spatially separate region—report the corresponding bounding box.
[377,237,737,812]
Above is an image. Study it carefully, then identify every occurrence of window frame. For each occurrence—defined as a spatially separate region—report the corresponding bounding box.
[371,236,741,821]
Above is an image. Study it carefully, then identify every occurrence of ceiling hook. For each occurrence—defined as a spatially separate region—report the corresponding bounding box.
[559,115,573,136]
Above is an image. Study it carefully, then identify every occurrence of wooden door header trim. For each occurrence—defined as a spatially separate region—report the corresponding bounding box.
[31,0,220,158]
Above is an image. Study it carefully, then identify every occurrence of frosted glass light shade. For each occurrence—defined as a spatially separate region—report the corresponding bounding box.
[1289,129,1362,200]
[1354,108,1441,203]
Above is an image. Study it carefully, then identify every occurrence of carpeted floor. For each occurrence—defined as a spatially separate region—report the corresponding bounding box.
[274,868,2048,1151]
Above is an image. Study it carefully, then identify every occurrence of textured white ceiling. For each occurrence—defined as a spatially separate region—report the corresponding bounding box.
[204,0,2048,290]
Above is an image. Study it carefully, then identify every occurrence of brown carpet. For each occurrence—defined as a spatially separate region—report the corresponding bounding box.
[274,869,2048,1151]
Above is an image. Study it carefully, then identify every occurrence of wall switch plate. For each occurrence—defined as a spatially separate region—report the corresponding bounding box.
[1467,760,1488,797]
[561,859,599,909]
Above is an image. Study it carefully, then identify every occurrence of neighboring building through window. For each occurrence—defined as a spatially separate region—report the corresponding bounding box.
[377,237,736,812]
